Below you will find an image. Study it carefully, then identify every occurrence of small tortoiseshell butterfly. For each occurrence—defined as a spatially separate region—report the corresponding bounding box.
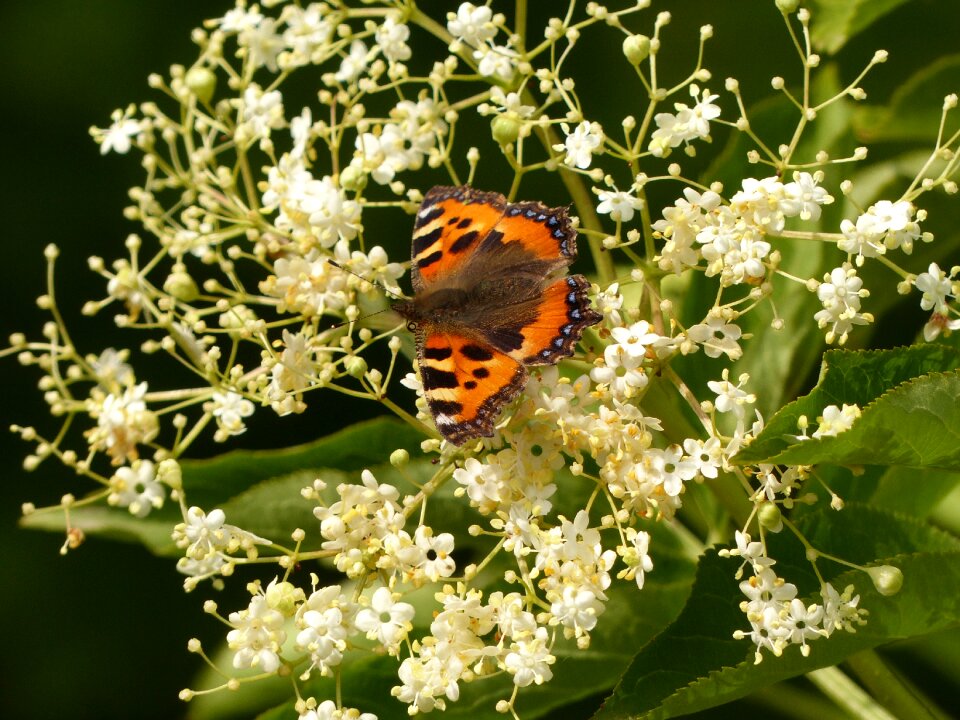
[393,185,602,445]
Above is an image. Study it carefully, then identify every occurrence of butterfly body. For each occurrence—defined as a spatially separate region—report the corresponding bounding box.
[394,186,601,445]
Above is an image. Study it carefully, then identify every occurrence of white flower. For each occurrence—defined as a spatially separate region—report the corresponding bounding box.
[289,107,314,159]
[217,7,264,33]
[282,4,333,64]
[241,84,285,140]
[89,381,159,463]
[648,85,719,156]
[414,526,456,581]
[682,437,722,479]
[609,320,661,361]
[108,460,164,517]
[782,171,833,221]
[868,200,921,253]
[355,587,415,653]
[447,3,497,46]
[653,187,722,274]
[648,445,697,497]
[915,262,955,313]
[376,16,411,63]
[211,391,255,437]
[811,403,861,439]
[814,265,872,343]
[923,312,960,342]
[261,249,347,316]
[485,86,536,118]
[353,125,410,185]
[686,315,743,359]
[173,506,270,583]
[90,347,134,389]
[394,654,459,714]
[557,121,603,169]
[266,329,316,414]
[594,282,624,325]
[299,700,377,720]
[335,40,368,83]
[453,456,506,510]
[296,585,354,676]
[839,200,922,263]
[474,43,518,81]
[226,594,286,674]
[730,176,788,233]
[707,370,756,420]
[597,189,643,223]
[505,626,555,686]
[240,16,284,72]
[262,159,362,247]
[619,528,654,589]
[98,108,141,155]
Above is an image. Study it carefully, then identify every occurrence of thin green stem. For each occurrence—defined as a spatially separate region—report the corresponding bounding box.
[807,666,898,720]
[847,650,950,720]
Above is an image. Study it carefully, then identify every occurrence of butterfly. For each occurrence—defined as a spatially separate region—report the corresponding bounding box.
[393,185,602,445]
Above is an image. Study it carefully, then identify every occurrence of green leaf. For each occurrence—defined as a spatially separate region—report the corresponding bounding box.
[809,0,912,54]
[596,505,960,719]
[853,55,960,143]
[733,345,960,469]
[20,417,424,553]
[181,417,424,509]
[19,503,180,552]
[802,464,960,519]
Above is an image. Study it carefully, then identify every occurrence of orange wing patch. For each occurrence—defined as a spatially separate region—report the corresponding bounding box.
[411,186,505,290]
[491,201,578,264]
[512,275,603,365]
[418,331,525,445]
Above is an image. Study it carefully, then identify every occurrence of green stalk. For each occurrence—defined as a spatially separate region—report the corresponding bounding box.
[847,650,950,720]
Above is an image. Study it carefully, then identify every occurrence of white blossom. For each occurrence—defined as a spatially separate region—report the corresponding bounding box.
[597,189,643,223]
[557,121,603,169]
[108,460,164,517]
[447,3,497,46]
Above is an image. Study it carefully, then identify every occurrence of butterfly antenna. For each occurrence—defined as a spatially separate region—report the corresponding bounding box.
[323,259,405,332]
[327,258,404,301]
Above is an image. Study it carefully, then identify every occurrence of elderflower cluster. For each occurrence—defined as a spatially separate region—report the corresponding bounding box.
[724,531,867,663]
[7,1,959,717]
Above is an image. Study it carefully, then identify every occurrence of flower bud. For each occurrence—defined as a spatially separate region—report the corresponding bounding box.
[339,165,367,192]
[185,67,217,104]
[866,564,903,596]
[164,271,199,302]
[390,448,410,468]
[622,34,651,65]
[491,115,521,145]
[157,458,183,489]
[775,0,800,14]
[757,502,783,532]
[265,578,304,616]
[344,355,367,378]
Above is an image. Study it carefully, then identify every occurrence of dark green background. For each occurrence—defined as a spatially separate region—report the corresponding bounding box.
[1,2,955,719]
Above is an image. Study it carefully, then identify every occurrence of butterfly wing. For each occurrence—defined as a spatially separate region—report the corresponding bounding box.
[512,274,602,365]
[409,186,507,292]
[417,329,525,445]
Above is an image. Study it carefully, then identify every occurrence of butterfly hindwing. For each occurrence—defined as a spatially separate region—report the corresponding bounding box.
[418,331,526,445]
[511,274,603,365]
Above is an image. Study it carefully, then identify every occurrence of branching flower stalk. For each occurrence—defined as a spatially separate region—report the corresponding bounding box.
[6,1,960,718]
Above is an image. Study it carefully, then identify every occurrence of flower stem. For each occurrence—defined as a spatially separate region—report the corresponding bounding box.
[806,666,898,720]
[847,649,950,720]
